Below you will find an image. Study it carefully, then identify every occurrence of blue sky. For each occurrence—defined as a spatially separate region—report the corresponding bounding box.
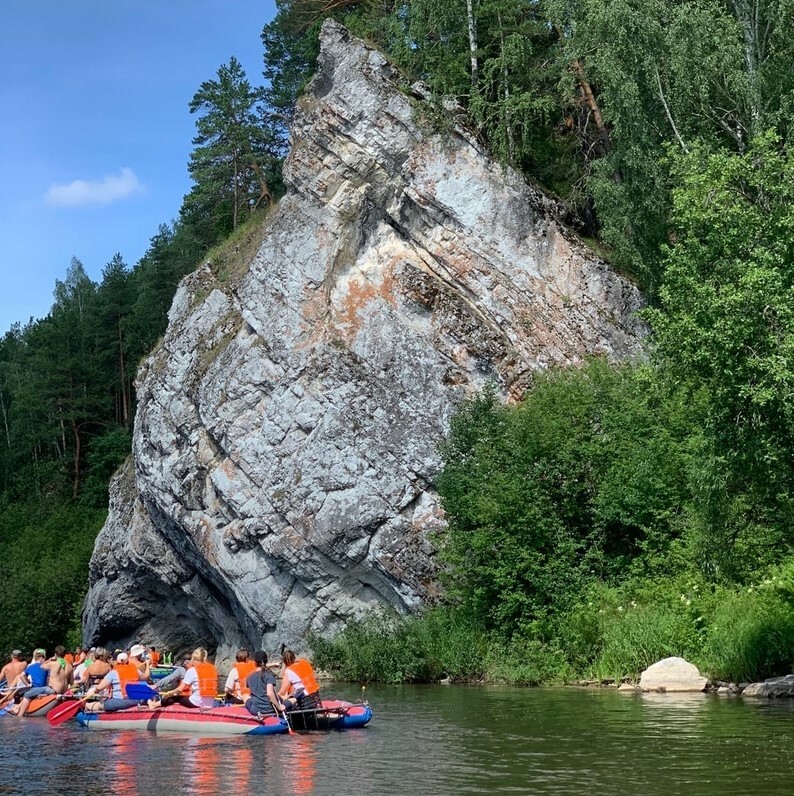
[0,1,278,334]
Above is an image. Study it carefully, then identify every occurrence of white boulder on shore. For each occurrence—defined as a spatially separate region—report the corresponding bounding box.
[638,657,708,692]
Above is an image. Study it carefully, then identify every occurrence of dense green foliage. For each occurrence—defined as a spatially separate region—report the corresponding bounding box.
[0,502,105,653]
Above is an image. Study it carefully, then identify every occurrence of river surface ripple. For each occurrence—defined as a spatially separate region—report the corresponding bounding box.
[1,683,794,795]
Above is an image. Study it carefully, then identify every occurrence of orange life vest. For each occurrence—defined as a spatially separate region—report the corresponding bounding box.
[64,653,74,665]
[192,662,218,698]
[149,651,161,666]
[235,661,257,697]
[287,658,320,696]
[114,662,140,698]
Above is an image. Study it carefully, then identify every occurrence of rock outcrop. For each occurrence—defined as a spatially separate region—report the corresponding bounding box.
[83,20,645,659]
[742,675,794,698]
[638,657,708,693]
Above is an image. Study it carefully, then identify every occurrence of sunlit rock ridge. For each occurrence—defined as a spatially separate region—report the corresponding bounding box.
[83,20,645,657]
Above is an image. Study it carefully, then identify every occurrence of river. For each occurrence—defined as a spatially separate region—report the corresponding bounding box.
[2,684,794,794]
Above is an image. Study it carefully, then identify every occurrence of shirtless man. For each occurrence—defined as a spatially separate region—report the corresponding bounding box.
[0,650,26,687]
[46,646,74,695]
[13,645,73,718]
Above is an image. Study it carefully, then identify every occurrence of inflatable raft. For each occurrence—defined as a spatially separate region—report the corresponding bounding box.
[77,704,289,735]
[75,699,372,735]
[0,694,59,718]
[287,700,373,731]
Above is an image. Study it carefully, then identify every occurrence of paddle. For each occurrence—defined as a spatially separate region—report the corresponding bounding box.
[0,684,28,711]
[278,707,294,735]
[125,682,159,700]
[47,696,89,727]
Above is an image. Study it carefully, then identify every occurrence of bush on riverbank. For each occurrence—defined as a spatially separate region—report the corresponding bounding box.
[315,575,794,686]
[317,355,794,687]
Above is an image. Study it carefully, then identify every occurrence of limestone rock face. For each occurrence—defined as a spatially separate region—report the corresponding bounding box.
[639,657,708,693]
[83,20,645,659]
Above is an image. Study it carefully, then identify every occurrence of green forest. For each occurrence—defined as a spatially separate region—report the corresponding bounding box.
[5,0,794,684]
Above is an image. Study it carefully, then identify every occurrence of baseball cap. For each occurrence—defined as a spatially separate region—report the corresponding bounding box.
[11,649,21,656]
[116,652,128,662]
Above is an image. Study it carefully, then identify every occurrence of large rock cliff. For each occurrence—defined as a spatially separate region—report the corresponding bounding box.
[83,20,645,658]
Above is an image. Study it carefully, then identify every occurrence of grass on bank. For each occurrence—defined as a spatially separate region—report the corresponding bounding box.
[311,569,794,686]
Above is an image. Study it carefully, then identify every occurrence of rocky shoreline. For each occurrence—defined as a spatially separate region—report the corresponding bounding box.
[575,656,794,698]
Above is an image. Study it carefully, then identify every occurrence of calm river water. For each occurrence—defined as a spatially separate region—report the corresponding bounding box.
[2,683,794,795]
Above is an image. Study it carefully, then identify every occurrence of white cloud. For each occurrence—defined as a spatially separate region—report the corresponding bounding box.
[45,167,142,208]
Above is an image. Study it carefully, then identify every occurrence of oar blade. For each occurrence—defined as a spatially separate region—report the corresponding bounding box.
[125,683,159,700]
[47,698,85,727]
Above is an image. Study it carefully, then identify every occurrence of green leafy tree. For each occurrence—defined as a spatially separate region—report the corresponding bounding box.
[649,132,794,577]
[437,363,694,635]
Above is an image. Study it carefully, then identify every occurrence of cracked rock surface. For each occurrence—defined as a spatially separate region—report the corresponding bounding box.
[83,20,645,660]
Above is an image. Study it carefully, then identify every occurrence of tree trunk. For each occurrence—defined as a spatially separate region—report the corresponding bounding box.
[466,0,479,91]
[233,154,240,229]
[72,419,81,498]
[498,13,515,161]
[0,389,10,448]
[118,320,129,428]
[571,58,611,155]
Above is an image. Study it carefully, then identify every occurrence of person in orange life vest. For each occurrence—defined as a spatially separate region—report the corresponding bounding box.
[148,646,161,667]
[129,644,152,679]
[74,647,86,666]
[224,649,257,704]
[82,651,150,713]
[148,647,218,709]
[278,649,322,710]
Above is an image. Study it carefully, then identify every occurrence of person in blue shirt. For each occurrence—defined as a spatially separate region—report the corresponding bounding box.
[10,649,54,717]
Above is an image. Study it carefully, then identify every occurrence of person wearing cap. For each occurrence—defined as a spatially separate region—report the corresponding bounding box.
[0,650,26,687]
[82,651,149,713]
[129,644,152,679]
[9,649,54,718]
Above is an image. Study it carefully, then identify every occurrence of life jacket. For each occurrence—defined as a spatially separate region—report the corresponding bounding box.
[64,653,74,665]
[235,661,257,697]
[114,663,140,698]
[149,651,161,666]
[192,662,218,698]
[286,659,320,696]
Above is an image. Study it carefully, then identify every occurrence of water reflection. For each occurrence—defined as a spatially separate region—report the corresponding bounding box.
[111,733,141,796]
[2,684,794,795]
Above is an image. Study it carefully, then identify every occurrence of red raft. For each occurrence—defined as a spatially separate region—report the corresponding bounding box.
[75,699,372,735]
